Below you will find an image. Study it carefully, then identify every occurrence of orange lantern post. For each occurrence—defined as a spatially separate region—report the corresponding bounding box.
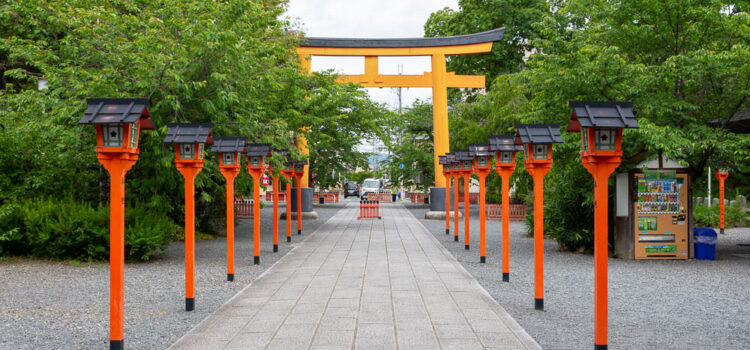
[211,137,246,281]
[568,101,639,350]
[516,123,563,311]
[245,143,272,265]
[439,155,452,235]
[293,160,308,235]
[269,149,291,251]
[470,144,493,263]
[489,135,521,282]
[79,98,154,350]
[165,123,213,311]
[279,153,295,243]
[455,150,474,250]
[715,169,729,234]
[450,154,461,242]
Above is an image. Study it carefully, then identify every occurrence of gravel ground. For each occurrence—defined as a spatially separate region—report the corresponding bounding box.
[409,205,750,350]
[0,203,342,350]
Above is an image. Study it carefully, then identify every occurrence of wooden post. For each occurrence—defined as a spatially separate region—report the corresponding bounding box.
[454,174,460,242]
[582,155,620,350]
[295,173,303,235]
[272,173,279,252]
[715,169,729,234]
[463,173,471,250]
[477,171,489,262]
[98,156,136,350]
[445,172,451,234]
[176,164,202,311]
[219,167,240,281]
[525,162,551,311]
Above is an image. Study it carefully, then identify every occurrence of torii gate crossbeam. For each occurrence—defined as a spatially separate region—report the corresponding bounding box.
[296,28,504,189]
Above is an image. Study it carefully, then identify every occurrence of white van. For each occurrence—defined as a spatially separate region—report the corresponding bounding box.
[360,178,381,200]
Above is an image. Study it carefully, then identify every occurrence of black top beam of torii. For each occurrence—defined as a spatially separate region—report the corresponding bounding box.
[300,28,505,48]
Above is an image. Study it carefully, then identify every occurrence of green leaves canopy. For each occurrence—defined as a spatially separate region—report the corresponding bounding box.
[0,0,385,232]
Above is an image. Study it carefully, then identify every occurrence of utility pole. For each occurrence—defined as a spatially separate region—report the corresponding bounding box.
[392,64,406,199]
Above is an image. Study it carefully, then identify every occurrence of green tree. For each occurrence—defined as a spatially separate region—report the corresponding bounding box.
[430,0,750,250]
[424,0,550,81]
[0,0,385,238]
[383,100,435,192]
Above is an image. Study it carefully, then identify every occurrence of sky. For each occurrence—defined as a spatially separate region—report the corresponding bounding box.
[283,0,460,111]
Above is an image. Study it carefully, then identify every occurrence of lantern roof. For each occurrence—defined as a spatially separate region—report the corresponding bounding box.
[163,123,213,144]
[489,135,523,152]
[438,155,448,165]
[79,98,154,130]
[274,149,289,157]
[454,150,473,161]
[567,101,638,132]
[295,159,308,166]
[468,143,492,157]
[244,143,272,157]
[514,124,563,145]
[210,137,246,153]
[446,153,456,163]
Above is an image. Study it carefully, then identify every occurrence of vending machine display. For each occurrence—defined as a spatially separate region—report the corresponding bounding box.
[633,170,689,259]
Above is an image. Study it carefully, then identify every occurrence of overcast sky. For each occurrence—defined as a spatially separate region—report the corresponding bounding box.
[283,0,460,110]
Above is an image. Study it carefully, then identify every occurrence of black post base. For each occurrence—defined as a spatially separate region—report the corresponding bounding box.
[186,298,195,311]
[720,228,725,234]
[110,340,123,350]
[445,229,449,235]
[465,245,470,250]
[502,273,509,282]
[298,229,301,235]
[480,256,486,263]
[254,256,260,265]
[535,298,544,311]
[454,236,458,242]
[273,244,278,252]
[287,236,291,243]
[227,273,234,282]
[595,344,607,350]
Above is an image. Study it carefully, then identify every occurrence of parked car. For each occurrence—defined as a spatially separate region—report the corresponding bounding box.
[344,181,359,198]
[360,178,381,200]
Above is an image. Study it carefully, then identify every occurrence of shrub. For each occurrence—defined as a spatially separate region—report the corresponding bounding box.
[694,202,748,228]
[0,198,177,261]
[124,205,179,261]
[524,156,598,251]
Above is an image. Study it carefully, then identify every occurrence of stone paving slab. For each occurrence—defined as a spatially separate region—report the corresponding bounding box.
[170,203,540,350]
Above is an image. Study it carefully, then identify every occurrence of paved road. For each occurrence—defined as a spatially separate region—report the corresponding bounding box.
[170,203,540,349]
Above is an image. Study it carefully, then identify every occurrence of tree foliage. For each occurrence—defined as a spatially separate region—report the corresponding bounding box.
[382,100,435,192]
[428,0,750,250]
[0,0,384,240]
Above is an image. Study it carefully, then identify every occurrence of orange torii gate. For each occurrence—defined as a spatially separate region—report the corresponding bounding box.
[296,28,504,190]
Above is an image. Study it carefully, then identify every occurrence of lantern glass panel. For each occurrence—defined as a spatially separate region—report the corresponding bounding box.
[102,124,124,147]
[129,122,138,149]
[500,151,513,164]
[582,128,589,151]
[180,143,195,159]
[533,144,549,159]
[452,162,460,170]
[595,128,617,151]
[198,143,204,159]
[462,160,472,169]
[478,156,488,167]
[250,156,262,167]
[295,164,304,172]
[223,152,235,165]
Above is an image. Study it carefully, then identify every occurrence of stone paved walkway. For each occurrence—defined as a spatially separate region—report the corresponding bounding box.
[169,203,540,350]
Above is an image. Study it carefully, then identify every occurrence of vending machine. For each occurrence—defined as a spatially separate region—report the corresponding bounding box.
[633,170,689,259]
